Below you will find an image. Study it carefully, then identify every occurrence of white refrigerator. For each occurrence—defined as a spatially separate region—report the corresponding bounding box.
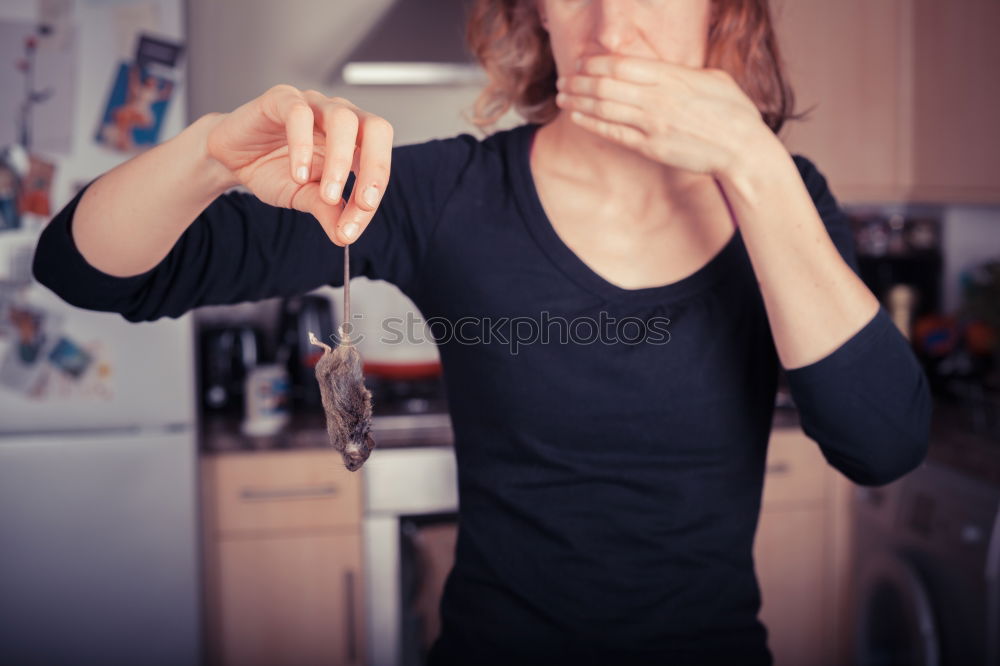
[0,1,200,664]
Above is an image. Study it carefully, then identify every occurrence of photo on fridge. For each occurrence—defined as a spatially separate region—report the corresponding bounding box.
[94,61,175,153]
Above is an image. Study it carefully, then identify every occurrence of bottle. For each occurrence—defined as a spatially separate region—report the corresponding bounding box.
[886,283,918,341]
[241,337,291,438]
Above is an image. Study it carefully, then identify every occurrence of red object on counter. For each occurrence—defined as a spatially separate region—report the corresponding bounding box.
[363,360,443,380]
[912,314,958,356]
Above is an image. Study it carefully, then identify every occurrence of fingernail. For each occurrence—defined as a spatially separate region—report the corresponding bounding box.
[342,222,359,240]
[363,185,380,207]
[325,180,342,202]
[296,165,309,182]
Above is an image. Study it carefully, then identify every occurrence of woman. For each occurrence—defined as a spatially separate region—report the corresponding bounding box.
[33,0,931,663]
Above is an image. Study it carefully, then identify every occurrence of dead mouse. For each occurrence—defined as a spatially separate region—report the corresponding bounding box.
[308,244,375,471]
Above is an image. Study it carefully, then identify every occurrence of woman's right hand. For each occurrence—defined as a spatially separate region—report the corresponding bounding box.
[205,84,393,246]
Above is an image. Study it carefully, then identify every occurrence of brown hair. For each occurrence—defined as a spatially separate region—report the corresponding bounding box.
[461,0,809,138]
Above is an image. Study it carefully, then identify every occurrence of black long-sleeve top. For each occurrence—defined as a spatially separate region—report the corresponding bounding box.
[33,122,932,665]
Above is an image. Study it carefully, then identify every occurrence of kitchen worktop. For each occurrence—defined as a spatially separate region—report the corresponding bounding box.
[199,409,454,454]
[200,399,999,488]
[202,405,807,455]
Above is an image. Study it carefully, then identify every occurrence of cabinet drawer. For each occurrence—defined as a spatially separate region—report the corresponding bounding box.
[761,427,829,508]
[203,450,362,534]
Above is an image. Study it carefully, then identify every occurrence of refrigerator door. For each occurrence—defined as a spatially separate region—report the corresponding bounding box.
[0,429,200,666]
[0,287,197,433]
[0,0,194,434]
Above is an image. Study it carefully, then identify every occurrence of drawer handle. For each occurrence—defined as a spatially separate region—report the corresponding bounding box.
[345,569,357,663]
[239,484,339,501]
[766,462,790,476]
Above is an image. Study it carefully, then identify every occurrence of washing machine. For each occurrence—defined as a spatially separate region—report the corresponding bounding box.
[851,460,1000,665]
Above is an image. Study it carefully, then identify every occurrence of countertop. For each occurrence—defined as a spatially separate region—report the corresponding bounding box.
[201,406,807,454]
[200,399,999,488]
[200,409,454,454]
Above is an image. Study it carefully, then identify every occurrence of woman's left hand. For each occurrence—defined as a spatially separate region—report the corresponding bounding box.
[555,54,775,178]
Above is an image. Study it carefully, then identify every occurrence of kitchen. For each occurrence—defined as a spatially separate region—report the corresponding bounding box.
[1,0,999,665]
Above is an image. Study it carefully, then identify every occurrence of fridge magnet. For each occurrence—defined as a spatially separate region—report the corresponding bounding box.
[84,340,114,400]
[0,302,63,395]
[0,163,18,231]
[45,338,113,401]
[0,144,30,232]
[16,153,54,217]
[47,335,94,379]
[94,61,175,153]
[134,33,185,73]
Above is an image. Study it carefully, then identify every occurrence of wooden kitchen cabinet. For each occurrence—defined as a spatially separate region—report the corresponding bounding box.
[201,450,365,666]
[772,0,1000,205]
[908,0,1000,203]
[753,426,855,666]
[772,0,908,203]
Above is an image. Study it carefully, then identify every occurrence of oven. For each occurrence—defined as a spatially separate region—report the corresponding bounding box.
[362,412,458,666]
[851,461,1000,665]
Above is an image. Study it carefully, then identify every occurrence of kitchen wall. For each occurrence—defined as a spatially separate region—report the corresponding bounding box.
[186,0,520,145]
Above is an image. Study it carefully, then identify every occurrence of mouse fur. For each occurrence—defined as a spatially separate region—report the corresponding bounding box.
[308,330,375,471]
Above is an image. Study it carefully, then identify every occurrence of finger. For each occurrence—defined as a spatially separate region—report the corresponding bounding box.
[311,196,349,246]
[581,55,731,100]
[556,91,648,132]
[302,91,360,206]
[558,74,646,108]
[272,86,316,183]
[337,115,393,244]
[291,152,349,245]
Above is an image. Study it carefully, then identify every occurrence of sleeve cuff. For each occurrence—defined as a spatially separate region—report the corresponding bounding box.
[783,305,894,384]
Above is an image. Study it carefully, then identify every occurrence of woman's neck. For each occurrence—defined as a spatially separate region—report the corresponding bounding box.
[533,114,707,209]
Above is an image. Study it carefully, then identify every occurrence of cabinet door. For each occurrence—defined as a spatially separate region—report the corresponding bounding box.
[771,0,908,203]
[909,0,1000,203]
[210,531,364,666]
[754,507,830,666]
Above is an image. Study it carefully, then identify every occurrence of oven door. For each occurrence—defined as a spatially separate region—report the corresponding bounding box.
[400,513,458,666]
[854,550,941,666]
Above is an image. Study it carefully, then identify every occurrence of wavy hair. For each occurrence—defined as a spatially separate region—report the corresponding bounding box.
[461,0,809,138]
